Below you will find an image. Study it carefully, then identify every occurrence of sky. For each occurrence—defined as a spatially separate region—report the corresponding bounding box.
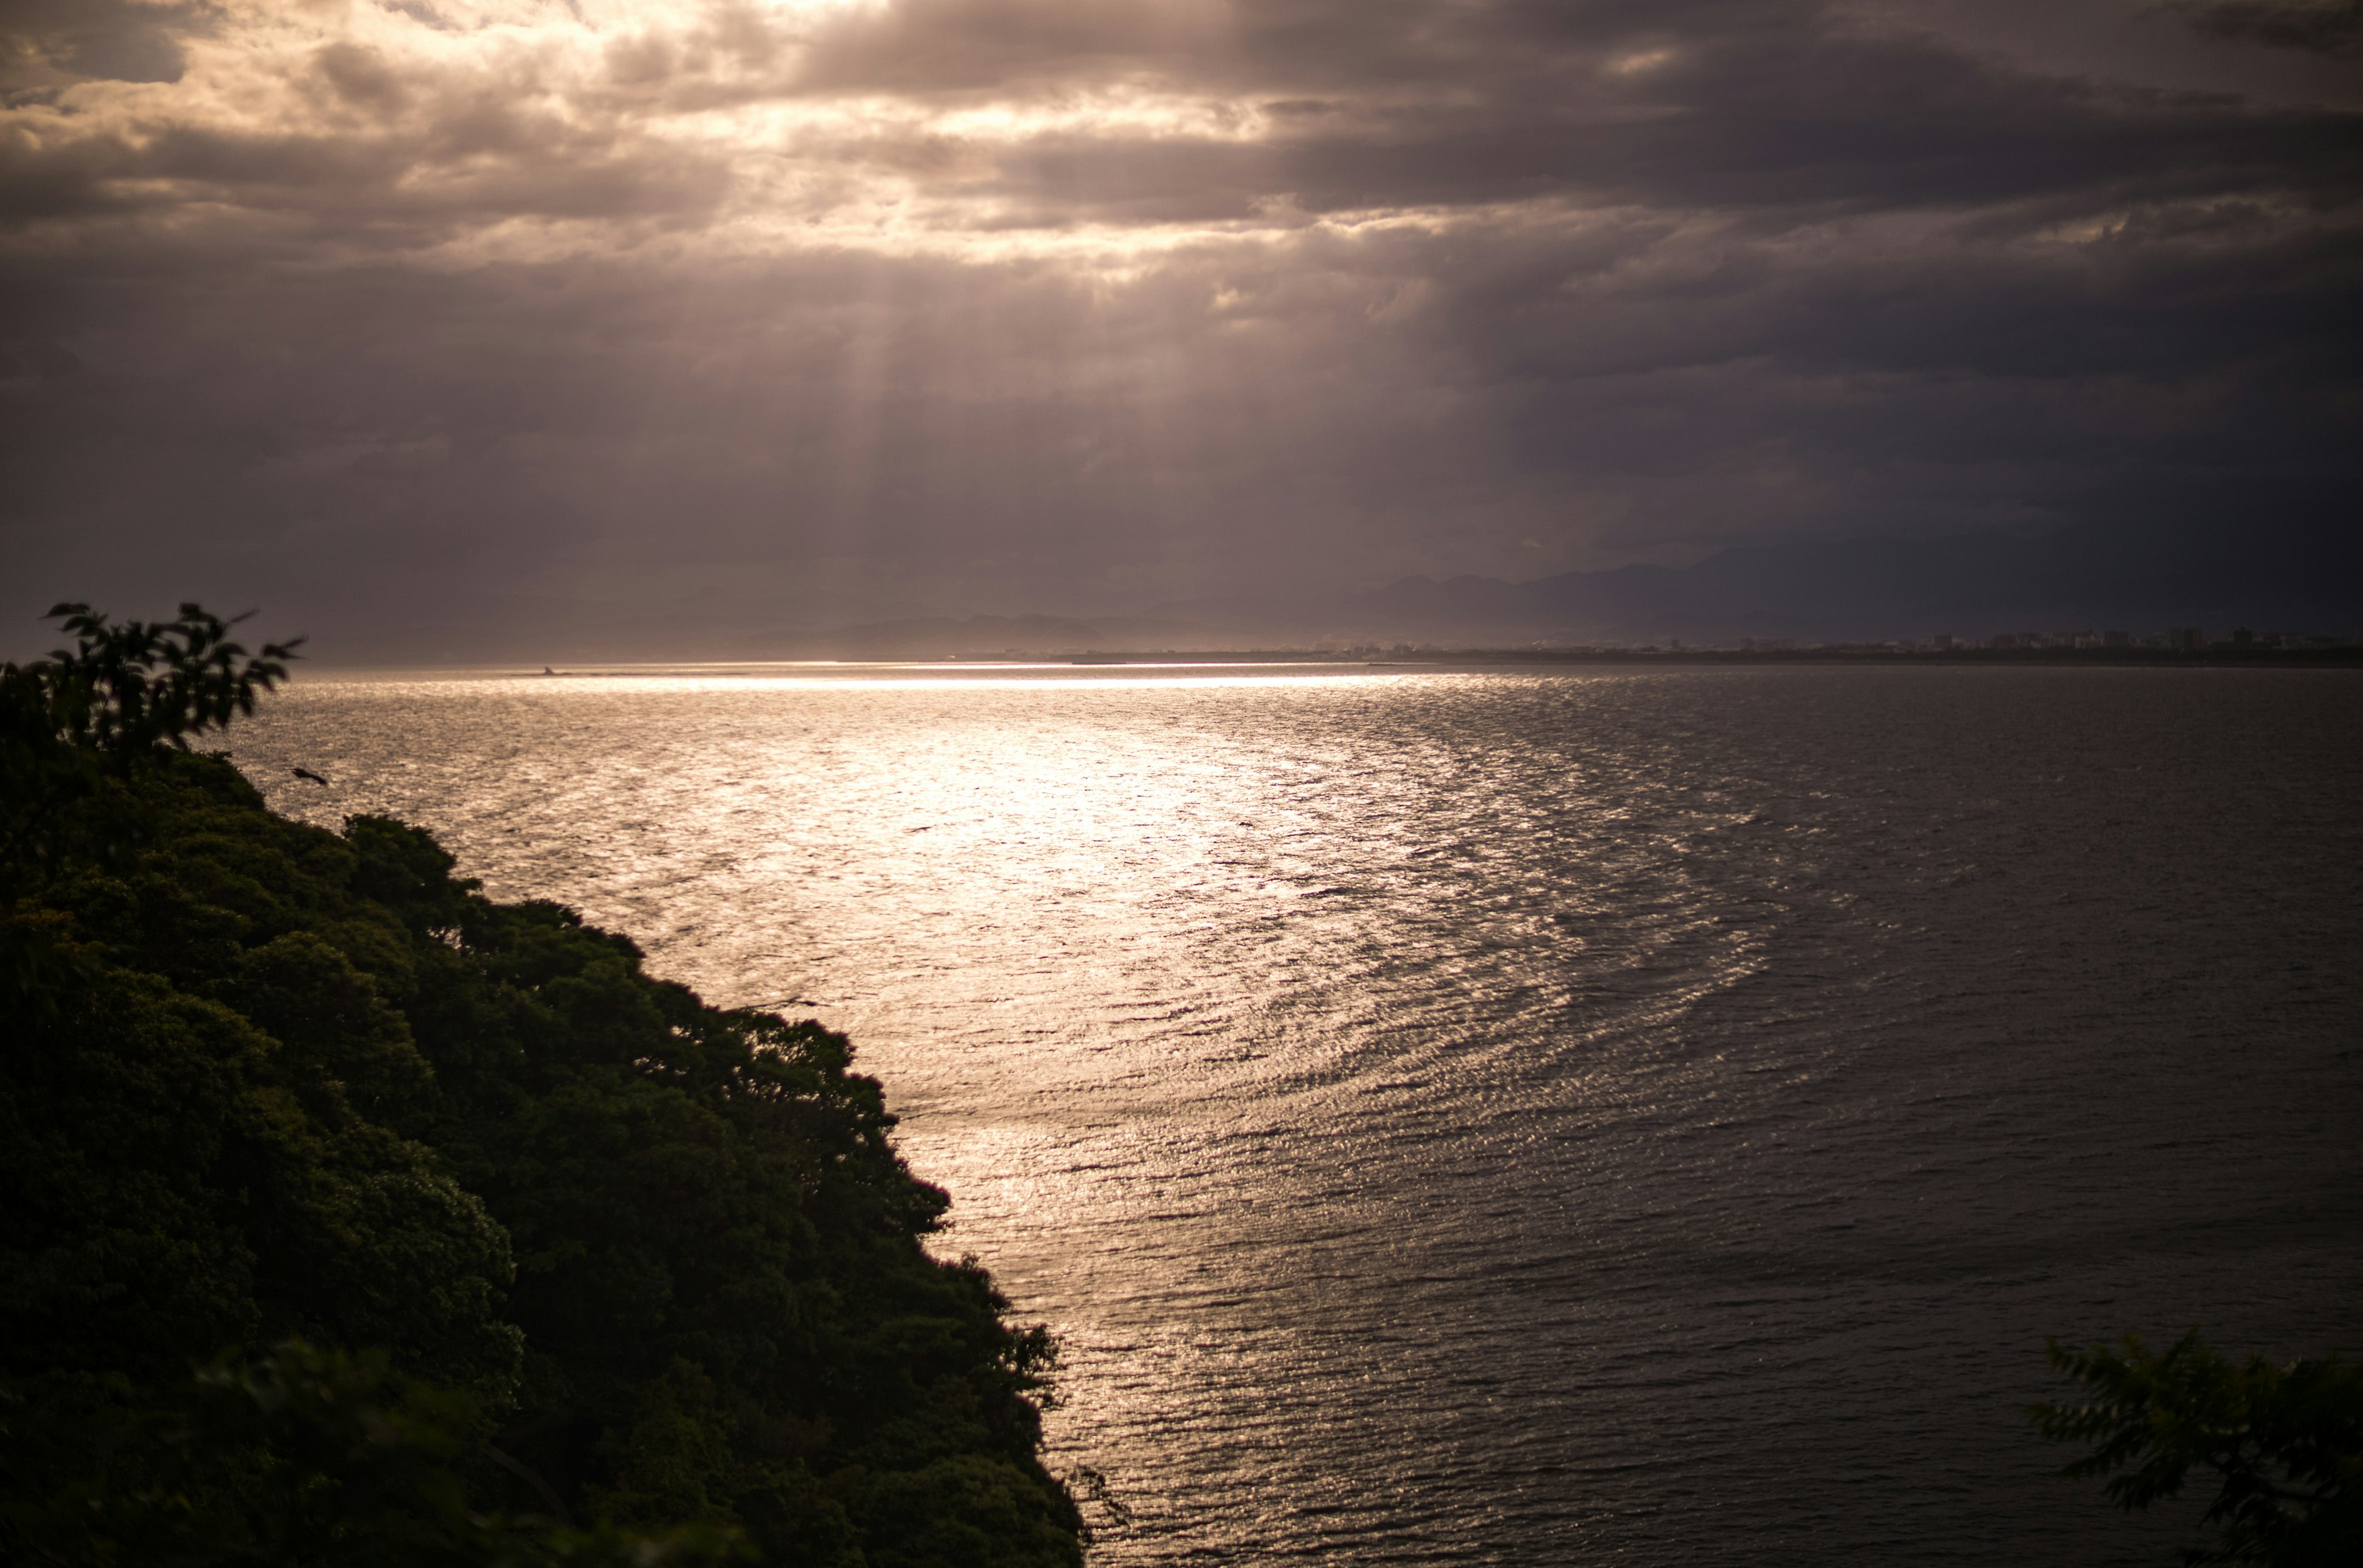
[1,0,2357,656]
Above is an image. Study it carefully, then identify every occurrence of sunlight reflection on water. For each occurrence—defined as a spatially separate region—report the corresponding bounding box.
[235,665,2363,1566]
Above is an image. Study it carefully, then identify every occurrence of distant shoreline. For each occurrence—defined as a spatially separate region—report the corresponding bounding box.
[1380,646,2363,667]
[1037,646,2363,668]
[271,645,2363,674]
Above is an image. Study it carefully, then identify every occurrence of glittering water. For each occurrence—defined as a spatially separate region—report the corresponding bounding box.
[234,664,2363,1566]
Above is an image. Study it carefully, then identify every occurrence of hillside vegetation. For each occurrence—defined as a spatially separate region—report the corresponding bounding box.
[1,606,1082,1566]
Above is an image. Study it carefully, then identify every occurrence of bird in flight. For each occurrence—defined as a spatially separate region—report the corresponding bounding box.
[292,767,330,786]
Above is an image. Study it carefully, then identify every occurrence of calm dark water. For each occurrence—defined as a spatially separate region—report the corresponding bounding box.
[236,664,2363,1564]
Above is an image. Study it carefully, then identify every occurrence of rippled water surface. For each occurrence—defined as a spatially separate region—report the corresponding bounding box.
[235,664,2363,1565]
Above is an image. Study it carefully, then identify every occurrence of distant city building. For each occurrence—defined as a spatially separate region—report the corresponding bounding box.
[2167,627,2204,651]
[2103,630,2130,647]
[1933,634,1956,650]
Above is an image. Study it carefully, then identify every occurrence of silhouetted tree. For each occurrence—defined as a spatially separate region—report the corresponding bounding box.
[2033,1332,2362,1566]
[1,602,298,1004]
[2,603,1083,1567]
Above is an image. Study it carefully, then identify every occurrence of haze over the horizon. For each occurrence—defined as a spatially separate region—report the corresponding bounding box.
[2,0,2358,658]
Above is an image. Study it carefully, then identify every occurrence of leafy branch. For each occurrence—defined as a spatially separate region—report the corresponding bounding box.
[2033,1331,2362,1566]
[2,601,302,999]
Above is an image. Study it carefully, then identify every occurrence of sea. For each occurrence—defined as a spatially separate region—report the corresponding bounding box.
[231,662,2363,1566]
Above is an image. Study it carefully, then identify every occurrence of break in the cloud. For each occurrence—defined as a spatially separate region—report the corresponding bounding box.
[1,0,2357,654]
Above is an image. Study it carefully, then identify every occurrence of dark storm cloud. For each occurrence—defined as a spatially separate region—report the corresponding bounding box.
[0,0,210,86]
[2170,0,2363,55]
[798,0,2362,225]
[1,0,2357,655]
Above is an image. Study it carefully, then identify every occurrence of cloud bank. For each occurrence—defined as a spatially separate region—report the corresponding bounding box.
[2,0,2357,654]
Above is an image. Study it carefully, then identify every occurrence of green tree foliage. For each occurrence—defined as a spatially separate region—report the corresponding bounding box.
[3,1340,746,1567]
[2033,1332,2363,1566]
[1,607,1083,1566]
[1,602,298,1004]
